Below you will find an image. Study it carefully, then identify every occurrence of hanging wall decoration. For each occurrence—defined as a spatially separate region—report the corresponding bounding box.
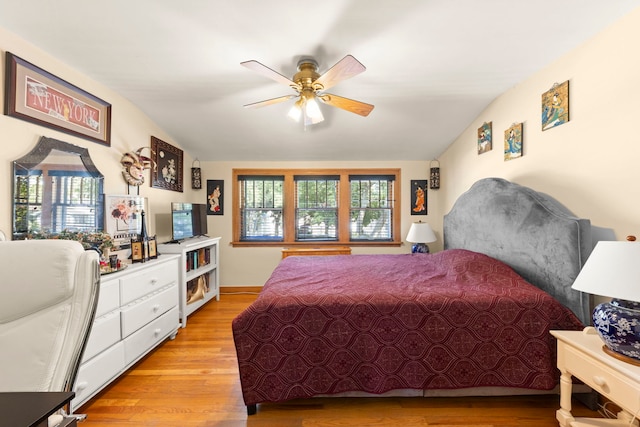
[542,80,569,131]
[5,52,112,146]
[120,147,155,187]
[207,180,224,215]
[477,122,492,154]
[410,180,427,215]
[429,160,440,190]
[150,136,183,192]
[504,122,523,161]
[191,159,202,189]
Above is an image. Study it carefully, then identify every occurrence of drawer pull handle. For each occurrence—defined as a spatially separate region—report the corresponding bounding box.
[76,381,88,391]
[153,304,160,312]
[593,376,606,387]
[150,278,158,285]
[154,328,162,336]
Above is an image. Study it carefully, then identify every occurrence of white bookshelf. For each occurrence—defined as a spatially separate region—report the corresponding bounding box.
[158,236,220,327]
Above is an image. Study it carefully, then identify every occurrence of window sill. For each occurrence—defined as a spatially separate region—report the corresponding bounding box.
[230,241,401,248]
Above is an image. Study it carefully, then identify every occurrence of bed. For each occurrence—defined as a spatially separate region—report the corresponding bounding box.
[232,177,593,415]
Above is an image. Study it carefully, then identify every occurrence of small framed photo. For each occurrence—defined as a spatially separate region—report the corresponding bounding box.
[478,122,492,154]
[131,239,144,263]
[542,80,569,131]
[207,180,224,215]
[504,122,523,161]
[410,180,427,215]
[151,136,183,192]
[148,236,158,259]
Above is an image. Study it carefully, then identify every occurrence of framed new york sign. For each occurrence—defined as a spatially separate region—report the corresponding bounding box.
[5,52,112,146]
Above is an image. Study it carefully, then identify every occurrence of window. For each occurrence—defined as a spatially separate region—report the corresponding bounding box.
[238,175,284,241]
[295,176,339,242]
[350,175,394,241]
[233,169,400,246]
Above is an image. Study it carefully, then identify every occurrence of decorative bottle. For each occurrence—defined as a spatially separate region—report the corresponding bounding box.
[140,209,149,262]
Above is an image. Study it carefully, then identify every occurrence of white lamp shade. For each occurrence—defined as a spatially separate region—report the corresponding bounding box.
[406,221,436,244]
[571,241,640,302]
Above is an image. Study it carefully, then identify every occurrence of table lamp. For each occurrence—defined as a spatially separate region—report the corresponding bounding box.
[571,241,640,365]
[406,221,436,253]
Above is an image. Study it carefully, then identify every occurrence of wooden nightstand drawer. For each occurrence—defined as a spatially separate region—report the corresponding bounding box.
[564,344,640,415]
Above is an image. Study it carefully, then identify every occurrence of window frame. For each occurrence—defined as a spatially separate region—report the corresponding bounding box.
[232,168,401,247]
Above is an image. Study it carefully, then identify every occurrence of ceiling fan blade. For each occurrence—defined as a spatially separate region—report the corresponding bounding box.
[243,95,297,109]
[241,60,299,89]
[319,93,374,117]
[314,55,366,91]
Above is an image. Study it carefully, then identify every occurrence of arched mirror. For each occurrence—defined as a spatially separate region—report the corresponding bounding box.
[12,136,104,240]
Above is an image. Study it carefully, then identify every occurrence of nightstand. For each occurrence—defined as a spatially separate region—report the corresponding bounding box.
[551,327,640,427]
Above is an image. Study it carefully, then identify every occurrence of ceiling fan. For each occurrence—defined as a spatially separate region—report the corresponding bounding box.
[241,55,374,126]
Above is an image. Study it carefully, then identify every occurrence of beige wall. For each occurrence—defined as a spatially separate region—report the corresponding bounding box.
[437,8,640,248]
[0,27,199,242]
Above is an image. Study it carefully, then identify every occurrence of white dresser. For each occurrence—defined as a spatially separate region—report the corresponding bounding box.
[71,254,181,412]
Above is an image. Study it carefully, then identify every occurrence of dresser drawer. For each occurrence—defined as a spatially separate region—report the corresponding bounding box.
[83,310,121,361]
[95,277,120,317]
[120,285,178,338]
[564,344,640,413]
[73,341,125,410]
[123,306,179,366]
[120,258,179,305]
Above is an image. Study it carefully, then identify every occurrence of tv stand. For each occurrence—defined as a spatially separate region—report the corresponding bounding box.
[158,236,220,327]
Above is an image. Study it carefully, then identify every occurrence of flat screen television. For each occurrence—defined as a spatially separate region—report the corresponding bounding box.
[171,203,208,241]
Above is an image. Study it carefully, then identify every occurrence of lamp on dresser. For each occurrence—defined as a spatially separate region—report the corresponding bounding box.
[406,221,437,253]
[571,240,640,365]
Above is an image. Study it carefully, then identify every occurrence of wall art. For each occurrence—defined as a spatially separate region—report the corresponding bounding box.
[207,180,224,215]
[104,195,147,249]
[151,136,183,192]
[5,52,111,146]
[504,122,523,161]
[410,179,427,215]
[542,80,569,131]
[478,121,492,154]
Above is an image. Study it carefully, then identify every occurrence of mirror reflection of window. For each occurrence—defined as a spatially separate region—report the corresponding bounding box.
[12,137,104,240]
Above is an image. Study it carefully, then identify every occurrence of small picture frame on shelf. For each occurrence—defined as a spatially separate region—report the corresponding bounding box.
[148,236,158,259]
[131,239,144,263]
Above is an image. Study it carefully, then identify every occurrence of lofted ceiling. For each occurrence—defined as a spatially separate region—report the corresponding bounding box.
[0,1,637,161]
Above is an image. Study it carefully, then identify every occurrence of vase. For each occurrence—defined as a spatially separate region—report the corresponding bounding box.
[592,299,640,364]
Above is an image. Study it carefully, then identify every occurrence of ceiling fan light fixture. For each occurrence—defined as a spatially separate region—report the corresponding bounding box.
[304,96,324,124]
[287,98,303,122]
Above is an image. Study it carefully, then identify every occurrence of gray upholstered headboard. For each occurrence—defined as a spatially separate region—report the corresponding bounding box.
[443,177,592,325]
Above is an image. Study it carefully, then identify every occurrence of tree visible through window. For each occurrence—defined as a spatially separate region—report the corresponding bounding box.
[350,175,394,241]
[295,176,339,241]
[233,169,401,246]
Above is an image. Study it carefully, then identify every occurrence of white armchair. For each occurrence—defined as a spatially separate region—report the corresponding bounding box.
[0,239,100,426]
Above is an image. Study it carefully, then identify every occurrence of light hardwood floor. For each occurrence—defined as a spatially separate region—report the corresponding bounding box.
[77,293,602,426]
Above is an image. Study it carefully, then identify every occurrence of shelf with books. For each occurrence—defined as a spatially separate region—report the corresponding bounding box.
[158,236,220,327]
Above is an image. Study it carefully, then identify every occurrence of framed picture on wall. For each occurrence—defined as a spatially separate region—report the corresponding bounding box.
[542,80,569,131]
[504,122,523,161]
[151,136,183,192]
[207,180,224,215]
[410,180,427,215]
[4,52,112,146]
[478,121,492,154]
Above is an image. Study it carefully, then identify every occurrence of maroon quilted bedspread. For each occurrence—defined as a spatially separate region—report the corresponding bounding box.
[232,249,584,406]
